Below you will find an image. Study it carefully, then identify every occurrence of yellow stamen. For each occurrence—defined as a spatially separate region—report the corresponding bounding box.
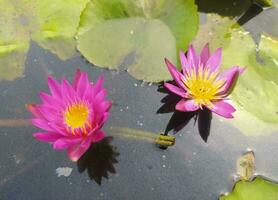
[183,67,224,107]
[64,103,89,131]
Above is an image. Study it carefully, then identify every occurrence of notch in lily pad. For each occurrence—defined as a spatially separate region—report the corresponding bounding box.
[219,151,278,200]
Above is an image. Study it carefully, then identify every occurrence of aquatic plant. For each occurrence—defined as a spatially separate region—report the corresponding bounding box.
[164,44,244,118]
[28,69,112,161]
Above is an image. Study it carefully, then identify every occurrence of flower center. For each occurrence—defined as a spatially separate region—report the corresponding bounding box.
[64,103,89,129]
[183,68,224,106]
[188,79,220,104]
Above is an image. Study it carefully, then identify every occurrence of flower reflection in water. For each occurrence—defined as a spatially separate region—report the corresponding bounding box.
[77,137,119,185]
[157,83,212,143]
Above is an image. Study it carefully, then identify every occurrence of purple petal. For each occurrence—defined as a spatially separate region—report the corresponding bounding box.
[165,58,186,90]
[200,43,210,64]
[33,132,62,142]
[164,82,187,98]
[175,99,199,112]
[179,50,190,75]
[53,137,82,150]
[205,48,222,72]
[67,139,91,162]
[187,45,199,70]
[210,101,236,119]
[47,76,62,98]
[218,66,245,96]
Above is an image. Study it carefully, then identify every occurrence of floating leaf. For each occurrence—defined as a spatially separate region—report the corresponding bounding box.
[193,15,278,136]
[0,0,89,81]
[77,0,199,82]
[219,176,278,200]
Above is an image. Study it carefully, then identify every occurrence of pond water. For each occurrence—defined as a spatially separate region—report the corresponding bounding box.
[0,1,277,200]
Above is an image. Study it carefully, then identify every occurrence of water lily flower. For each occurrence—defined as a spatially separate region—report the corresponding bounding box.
[164,44,244,118]
[28,69,112,161]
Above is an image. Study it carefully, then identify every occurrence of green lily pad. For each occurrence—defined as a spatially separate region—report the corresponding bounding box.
[77,0,199,82]
[0,0,89,81]
[193,15,278,136]
[219,176,278,200]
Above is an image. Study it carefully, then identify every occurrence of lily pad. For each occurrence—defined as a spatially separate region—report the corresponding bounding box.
[0,0,89,81]
[219,176,278,200]
[193,15,278,136]
[77,0,199,82]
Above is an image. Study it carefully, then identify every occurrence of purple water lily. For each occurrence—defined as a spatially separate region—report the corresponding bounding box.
[28,69,112,161]
[164,44,244,118]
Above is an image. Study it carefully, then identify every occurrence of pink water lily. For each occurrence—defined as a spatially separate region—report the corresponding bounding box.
[28,69,112,161]
[164,44,244,118]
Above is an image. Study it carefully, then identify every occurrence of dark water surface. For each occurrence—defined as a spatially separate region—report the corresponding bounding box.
[0,1,278,200]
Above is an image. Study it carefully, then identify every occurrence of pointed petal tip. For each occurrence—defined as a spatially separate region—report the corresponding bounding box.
[179,49,185,55]
[211,101,236,119]
[164,82,187,97]
[70,156,79,162]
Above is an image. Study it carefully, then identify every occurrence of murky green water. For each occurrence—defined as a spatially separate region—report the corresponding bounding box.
[0,1,277,199]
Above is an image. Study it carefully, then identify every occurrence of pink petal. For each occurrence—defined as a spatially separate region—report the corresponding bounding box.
[39,92,63,108]
[47,123,68,136]
[76,72,89,98]
[179,50,190,75]
[27,104,45,119]
[205,48,222,72]
[93,74,104,95]
[61,78,75,101]
[73,69,82,89]
[200,43,210,64]
[83,84,94,101]
[67,139,91,162]
[100,101,112,112]
[33,132,62,142]
[102,112,110,124]
[31,118,53,131]
[47,76,62,98]
[218,66,245,96]
[53,137,82,150]
[37,105,59,122]
[210,100,236,119]
[91,131,105,143]
[165,58,186,90]
[164,82,187,98]
[175,99,199,112]
[94,89,107,103]
[187,44,199,70]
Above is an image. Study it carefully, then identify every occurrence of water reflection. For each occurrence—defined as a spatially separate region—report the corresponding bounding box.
[196,0,252,16]
[157,83,211,142]
[77,137,119,185]
[236,4,263,26]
